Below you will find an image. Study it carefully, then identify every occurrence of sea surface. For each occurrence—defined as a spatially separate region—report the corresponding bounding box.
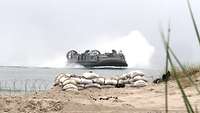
[0,66,161,92]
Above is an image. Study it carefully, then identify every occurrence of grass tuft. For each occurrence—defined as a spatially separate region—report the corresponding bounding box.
[170,64,200,88]
[160,25,195,113]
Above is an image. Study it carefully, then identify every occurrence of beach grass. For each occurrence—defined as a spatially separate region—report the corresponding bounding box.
[160,30,195,113]
[171,64,200,79]
[160,15,200,111]
[161,0,200,95]
[170,64,200,88]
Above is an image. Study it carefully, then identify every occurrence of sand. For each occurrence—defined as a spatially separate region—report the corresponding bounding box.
[0,76,200,113]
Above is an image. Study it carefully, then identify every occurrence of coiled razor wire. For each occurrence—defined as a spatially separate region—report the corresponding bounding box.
[0,79,51,94]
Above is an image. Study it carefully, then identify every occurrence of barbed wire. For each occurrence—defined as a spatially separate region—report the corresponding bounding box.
[0,79,52,95]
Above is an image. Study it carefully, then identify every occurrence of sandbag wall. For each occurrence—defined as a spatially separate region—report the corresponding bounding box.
[53,71,148,91]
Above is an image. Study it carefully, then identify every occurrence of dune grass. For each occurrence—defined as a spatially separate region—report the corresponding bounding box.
[170,64,200,88]
[171,64,200,79]
[160,26,196,113]
[159,7,200,110]
[168,47,200,94]
[161,0,200,95]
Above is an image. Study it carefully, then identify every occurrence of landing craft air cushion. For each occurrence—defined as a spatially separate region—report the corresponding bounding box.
[66,50,128,67]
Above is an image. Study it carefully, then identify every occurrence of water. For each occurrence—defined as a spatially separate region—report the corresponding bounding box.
[0,66,161,91]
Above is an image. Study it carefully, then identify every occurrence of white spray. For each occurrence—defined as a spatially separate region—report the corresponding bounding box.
[39,31,154,68]
[95,31,155,68]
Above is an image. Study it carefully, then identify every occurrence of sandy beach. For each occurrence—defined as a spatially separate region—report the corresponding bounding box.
[0,73,200,113]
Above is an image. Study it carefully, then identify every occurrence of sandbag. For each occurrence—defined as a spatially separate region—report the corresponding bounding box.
[122,79,130,84]
[132,80,148,87]
[117,80,124,85]
[80,78,93,84]
[59,76,69,83]
[92,77,105,85]
[62,79,77,86]
[128,78,136,83]
[57,76,69,86]
[64,73,80,78]
[129,70,145,78]
[116,79,130,85]
[54,73,66,86]
[82,71,99,79]
[85,83,101,89]
[70,74,80,78]
[65,73,73,77]
[71,77,82,84]
[118,73,129,80]
[62,84,78,90]
[133,75,146,81]
[54,73,62,81]
[104,79,117,85]
[77,84,85,90]
[119,70,145,80]
[54,77,60,86]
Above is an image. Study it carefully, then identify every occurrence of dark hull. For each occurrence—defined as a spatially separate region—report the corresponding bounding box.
[66,50,128,68]
[75,59,128,67]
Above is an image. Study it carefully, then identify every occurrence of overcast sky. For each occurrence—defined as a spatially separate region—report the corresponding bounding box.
[0,0,199,68]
